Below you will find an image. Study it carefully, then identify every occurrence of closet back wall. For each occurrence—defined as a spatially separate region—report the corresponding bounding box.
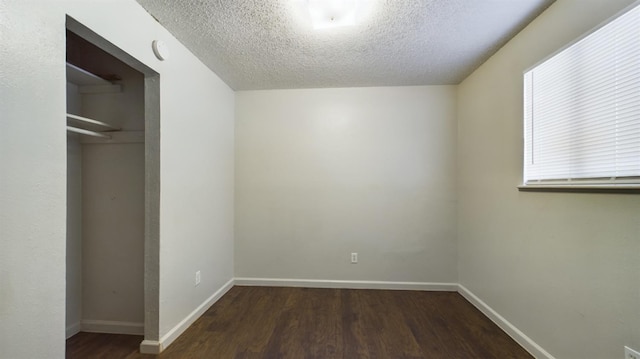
[79,57,145,331]
[235,86,458,283]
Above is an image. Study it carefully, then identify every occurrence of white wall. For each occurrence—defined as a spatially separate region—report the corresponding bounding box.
[0,1,234,357]
[235,86,457,283]
[157,35,235,339]
[457,1,640,358]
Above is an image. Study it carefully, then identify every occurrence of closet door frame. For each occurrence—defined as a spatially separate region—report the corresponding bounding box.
[66,16,161,346]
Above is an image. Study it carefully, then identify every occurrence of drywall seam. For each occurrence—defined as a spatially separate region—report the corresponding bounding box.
[140,278,235,354]
[458,284,555,359]
[80,320,144,335]
[234,278,458,291]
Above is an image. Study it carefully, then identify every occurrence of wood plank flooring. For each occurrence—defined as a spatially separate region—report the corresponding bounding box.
[66,286,532,359]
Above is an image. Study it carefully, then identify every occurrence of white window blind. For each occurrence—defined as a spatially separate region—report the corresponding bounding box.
[523,3,640,186]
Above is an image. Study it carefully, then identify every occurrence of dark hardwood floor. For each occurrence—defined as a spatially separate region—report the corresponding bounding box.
[66,286,532,359]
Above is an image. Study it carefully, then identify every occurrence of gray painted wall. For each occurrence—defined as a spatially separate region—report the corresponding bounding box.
[457,1,640,358]
[235,86,457,283]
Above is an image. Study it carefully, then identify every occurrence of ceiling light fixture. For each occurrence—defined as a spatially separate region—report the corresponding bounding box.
[306,0,366,30]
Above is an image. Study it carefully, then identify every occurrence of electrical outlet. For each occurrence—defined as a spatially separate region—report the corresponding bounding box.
[626,346,640,359]
[351,252,358,264]
[195,271,201,286]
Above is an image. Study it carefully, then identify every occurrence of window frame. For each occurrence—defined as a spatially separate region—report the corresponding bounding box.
[519,0,640,193]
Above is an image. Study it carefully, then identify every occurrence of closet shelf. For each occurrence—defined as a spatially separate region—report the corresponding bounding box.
[66,63,110,86]
[66,63,122,93]
[81,131,145,144]
[67,126,111,139]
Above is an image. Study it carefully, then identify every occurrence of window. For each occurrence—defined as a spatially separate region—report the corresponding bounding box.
[523,2,640,189]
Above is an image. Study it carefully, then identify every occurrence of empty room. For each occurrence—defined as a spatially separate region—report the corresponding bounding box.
[1,0,639,358]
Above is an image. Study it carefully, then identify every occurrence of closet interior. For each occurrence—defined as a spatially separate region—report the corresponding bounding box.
[66,30,145,338]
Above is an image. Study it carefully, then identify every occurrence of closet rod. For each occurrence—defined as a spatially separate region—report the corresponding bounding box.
[67,113,120,131]
[67,126,111,139]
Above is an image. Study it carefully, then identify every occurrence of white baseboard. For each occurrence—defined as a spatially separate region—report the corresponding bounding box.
[139,339,162,354]
[66,321,81,339]
[80,320,144,335]
[457,284,555,359]
[139,278,235,354]
[135,278,552,359]
[234,277,458,291]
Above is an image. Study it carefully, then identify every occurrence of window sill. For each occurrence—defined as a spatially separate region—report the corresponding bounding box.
[518,184,640,194]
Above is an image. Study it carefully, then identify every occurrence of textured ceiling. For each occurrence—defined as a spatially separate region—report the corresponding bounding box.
[135,0,554,90]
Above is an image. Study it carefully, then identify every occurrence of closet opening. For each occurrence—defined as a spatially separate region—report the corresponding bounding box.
[65,17,160,352]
